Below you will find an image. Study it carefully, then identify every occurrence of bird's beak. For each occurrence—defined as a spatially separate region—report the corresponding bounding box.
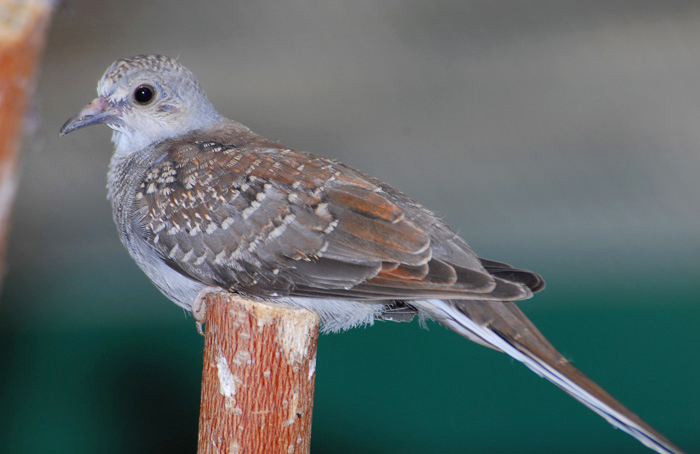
[59,97,121,136]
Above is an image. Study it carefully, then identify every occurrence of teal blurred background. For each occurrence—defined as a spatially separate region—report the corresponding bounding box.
[2,1,699,452]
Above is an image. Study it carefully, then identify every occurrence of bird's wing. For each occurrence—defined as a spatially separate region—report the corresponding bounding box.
[132,136,541,301]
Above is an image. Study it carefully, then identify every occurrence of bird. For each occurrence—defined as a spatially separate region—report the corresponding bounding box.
[60,54,683,454]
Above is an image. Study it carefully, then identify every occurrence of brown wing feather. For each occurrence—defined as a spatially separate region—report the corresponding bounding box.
[133,128,540,302]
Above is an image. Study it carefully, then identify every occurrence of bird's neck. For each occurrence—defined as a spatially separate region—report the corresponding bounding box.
[111,105,226,158]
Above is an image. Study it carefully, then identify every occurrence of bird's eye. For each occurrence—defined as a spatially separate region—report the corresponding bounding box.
[133,84,156,105]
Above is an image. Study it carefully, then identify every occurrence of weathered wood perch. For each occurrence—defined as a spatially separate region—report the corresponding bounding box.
[198,292,320,454]
[0,0,53,289]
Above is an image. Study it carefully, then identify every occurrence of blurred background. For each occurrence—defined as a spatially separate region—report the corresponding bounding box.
[2,0,699,452]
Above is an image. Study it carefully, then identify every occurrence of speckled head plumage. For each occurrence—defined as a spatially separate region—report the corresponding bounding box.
[100,55,186,85]
[97,55,207,99]
[61,54,222,154]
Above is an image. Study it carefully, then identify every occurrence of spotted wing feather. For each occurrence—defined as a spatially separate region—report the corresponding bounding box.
[132,129,539,302]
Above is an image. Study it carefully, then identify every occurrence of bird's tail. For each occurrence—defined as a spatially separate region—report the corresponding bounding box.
[419,298,684,454]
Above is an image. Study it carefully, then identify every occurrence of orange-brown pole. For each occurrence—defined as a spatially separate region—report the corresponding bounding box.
[197,293,320,454]
[0,0,53,287]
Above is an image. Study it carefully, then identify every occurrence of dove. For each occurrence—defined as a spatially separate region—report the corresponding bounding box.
[60,55,683,454]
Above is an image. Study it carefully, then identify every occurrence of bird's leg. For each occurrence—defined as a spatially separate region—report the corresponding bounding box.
[191,286,220,335]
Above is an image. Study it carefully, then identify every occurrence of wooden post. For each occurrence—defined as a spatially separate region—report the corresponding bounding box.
[0,0,53,289]
[197,292,320,454]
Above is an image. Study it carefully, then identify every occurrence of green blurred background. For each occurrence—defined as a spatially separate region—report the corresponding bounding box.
[2,1,699,452]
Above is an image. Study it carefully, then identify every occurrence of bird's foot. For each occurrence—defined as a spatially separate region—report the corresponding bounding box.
[191,287,218,335]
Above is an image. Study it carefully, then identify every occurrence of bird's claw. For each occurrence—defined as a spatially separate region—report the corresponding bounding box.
[191,287,212,336]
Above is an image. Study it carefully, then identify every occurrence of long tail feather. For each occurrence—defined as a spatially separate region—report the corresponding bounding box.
[420,299,684,454]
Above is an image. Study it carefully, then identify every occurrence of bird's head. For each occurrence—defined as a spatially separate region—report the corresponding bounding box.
[60,55,222,155]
